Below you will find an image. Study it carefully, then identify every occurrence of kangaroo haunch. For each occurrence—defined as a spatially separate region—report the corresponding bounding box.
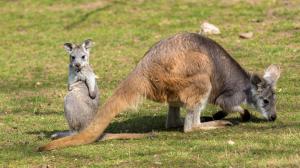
[38,33,280,151]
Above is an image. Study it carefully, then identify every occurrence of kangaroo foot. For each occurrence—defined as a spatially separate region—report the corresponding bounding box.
[184,120,233,133]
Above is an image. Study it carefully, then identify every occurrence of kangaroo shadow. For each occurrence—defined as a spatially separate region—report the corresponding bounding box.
[224,113,268,124]
[106,115,225,133]
[28,115,222,138]
[26,115,168,139]
[106,115,167,133]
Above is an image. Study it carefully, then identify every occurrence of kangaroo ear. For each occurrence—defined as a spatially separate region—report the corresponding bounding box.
[250,74,262,89]
[82,39,93,51]
[64,43,74,54]
[263,64,281,88]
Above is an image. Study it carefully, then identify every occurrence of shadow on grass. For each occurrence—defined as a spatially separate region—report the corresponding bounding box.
[27,115,168,138]
[64,0,126,30]
[27,114,243,139]
[225,114,267,124]
[26,111,278,140]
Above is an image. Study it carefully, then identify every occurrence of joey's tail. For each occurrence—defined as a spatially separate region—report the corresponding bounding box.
[38,75,148,151]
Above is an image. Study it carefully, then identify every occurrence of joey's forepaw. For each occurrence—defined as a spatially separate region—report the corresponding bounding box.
[89,92,97,99]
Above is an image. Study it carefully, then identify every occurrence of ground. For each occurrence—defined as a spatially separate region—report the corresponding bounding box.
[0,0,300,167]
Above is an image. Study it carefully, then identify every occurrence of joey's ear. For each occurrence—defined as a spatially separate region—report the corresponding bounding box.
[250,74,262,89]
[82,39,93,51]
[64,43,74,54]
[263,64,281,88]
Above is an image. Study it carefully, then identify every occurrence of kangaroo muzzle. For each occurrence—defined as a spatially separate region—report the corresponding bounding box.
[268,114,277,121]
[75,63,81,71]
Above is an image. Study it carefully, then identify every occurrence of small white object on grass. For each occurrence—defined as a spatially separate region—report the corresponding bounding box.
[200,22,221,35]
[227,140,235,145]
[239,32,253,39]
[35,81,42,86]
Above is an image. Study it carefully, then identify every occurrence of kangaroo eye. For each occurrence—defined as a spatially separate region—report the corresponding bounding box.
[81,55,85,59]
[263,99,269,105]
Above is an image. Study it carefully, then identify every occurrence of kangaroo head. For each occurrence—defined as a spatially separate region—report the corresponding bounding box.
[250,65,281,121]
[64,39,93,71]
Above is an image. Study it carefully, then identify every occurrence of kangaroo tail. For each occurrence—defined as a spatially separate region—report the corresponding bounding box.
[99,132,155,141]
[38,75,148,151]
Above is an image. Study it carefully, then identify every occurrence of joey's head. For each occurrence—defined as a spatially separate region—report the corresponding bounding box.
[249,65,281,121]
[64,39,93,72]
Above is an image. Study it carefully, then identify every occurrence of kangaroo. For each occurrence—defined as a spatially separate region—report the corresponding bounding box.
[50,39,152,140]
[50,39,99,139]
[38,33,280,151]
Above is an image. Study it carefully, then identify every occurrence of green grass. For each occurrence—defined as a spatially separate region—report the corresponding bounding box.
[1,0,300,167]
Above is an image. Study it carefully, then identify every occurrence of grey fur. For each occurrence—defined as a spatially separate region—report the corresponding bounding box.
[51,40,100,139]
[186,34,281,121]
[64,81,99,131]
[192,34,280,121]
[65,39,97,99]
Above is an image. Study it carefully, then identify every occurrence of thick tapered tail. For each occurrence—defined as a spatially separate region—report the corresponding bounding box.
[99,132,155,141]
[38,76,147,151]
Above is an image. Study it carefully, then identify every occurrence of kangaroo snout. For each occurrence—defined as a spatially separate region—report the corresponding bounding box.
[269,114,277,121]
[75,63,81,68]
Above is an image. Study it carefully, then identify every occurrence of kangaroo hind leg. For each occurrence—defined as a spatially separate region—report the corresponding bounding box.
[181,75,232,133]
[165,105,183,129]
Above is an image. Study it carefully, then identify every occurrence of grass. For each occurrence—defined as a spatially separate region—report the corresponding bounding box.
[0,0,300,167]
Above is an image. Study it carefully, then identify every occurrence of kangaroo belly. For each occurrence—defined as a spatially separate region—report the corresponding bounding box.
[64,81,99,131]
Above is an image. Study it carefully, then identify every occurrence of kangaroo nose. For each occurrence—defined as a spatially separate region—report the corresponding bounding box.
[269,115,277,121]
[75,63,81,68]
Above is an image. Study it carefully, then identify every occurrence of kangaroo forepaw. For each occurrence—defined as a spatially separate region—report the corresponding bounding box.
[89,92,97,99]
[241,109,251,122]
[200,116,214,122]
[213,111,228,120]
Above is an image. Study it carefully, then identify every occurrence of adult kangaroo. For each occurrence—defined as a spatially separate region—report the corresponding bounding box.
[39,32,280,151]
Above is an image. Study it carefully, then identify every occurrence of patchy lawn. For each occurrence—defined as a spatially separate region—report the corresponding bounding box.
[0,0,299,167]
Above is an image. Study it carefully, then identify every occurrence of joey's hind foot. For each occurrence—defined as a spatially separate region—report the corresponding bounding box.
[50,131,76,140]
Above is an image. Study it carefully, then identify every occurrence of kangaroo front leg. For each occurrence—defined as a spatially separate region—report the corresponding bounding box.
[213,106,251,122]
[165,105,183,129]
[86,76,97,99]
[181,75,232,133]
[184,103,232,133]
